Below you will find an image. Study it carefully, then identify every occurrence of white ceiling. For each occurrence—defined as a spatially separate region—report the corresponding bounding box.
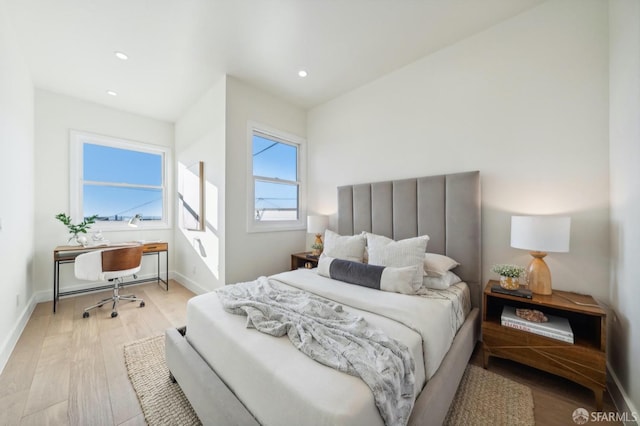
[6,0,545,122]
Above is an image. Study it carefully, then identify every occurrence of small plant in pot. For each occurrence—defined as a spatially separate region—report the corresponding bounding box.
[311,242,323,257]
[55,213,98,246]
[491,264,525,290]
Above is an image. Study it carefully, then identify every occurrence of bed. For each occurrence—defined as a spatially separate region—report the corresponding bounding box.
[166,170,481,426]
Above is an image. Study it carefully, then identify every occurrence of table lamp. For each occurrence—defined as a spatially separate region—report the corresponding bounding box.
[510,215,571,295]
[307,215,329,256]
[128,214,142,227]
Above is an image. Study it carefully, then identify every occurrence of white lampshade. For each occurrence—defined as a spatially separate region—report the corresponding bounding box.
[307,215,329,235]
[510,216,571,253]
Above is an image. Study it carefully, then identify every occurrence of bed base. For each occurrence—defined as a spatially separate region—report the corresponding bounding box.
[165,326,259,426]
[165,307,480,426]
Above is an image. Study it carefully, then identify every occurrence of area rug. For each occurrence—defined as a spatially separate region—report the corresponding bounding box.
[124,335,534,426]
[444,364,535,426]
[124,335,202,426]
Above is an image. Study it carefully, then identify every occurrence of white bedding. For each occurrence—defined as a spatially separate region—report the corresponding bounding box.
[186,268,470,426]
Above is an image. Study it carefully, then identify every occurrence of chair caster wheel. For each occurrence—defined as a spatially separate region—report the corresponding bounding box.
[82,312,89,318]
[111,311,118,318]
[139,301,145,308]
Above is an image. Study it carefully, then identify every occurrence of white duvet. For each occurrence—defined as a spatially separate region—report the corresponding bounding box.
[186,268,469,426]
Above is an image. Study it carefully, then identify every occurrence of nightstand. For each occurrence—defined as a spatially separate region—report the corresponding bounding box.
[482,280,606,410]
[290,252,319,270]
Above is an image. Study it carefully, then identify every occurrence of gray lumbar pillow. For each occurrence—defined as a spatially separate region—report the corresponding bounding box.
[318,254,420,295]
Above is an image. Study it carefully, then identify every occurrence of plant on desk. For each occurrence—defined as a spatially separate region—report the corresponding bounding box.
[55,213,98,246]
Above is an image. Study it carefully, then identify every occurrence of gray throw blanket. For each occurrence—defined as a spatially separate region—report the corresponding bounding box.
[216,277,415,426]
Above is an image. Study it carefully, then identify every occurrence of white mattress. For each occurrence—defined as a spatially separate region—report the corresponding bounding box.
[186,268,470,426]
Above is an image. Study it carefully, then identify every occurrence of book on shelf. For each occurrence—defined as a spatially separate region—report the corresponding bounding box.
[490,284,532,299]
[501,305,574,343]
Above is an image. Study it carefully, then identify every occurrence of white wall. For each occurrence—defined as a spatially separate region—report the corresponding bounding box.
[174,76,227,293]
[609,0,640,414]
[33,90,175,298]
[308,0,609,300]
[225,77,307,283]
[0,0,35,372]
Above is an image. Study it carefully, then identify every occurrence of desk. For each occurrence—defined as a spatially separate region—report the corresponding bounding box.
[53,242,168,313]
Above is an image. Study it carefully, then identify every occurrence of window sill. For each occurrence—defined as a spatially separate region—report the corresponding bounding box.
[93,222,172,232]
[247,221,306,234]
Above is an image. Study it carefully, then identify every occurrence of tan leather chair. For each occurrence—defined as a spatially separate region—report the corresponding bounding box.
[74,245,146,318]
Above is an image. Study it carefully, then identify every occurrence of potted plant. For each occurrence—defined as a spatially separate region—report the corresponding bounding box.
[311,242,323,257]
[491,264,525,290]
[55,213,98,246]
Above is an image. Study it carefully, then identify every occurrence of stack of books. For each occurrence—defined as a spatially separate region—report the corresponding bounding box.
[501,305,574,343]
[491,284,532,299]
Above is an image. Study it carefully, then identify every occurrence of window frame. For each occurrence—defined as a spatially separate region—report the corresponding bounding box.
[69,130,172,231]
[246,122,306,233]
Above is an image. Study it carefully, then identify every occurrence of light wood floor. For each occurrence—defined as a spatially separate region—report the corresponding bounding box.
[469,347,621,426]
[0,280,193,426]
[0,280,622,426]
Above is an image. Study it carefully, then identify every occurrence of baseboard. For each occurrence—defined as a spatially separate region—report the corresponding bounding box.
[172,272,210,296]
[0,293,38,376]
[607,363,639,425]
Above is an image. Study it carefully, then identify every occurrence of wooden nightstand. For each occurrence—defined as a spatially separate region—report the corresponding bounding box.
[290,252,319,270]
[482,280,606,410]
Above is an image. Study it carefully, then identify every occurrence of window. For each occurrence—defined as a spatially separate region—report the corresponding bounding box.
[70,131,170,230]
[247,123,306,232]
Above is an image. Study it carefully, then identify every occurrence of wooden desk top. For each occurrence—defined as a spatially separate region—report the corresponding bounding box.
[54,241,168,258]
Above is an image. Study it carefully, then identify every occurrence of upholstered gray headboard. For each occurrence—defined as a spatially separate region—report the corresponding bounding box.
[337,171,482,308]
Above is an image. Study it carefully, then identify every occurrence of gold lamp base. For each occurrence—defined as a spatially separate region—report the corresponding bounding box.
[311,233,323,256]
[526,251,552,295]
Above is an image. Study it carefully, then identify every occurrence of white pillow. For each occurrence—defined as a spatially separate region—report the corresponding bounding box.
[323,230,366,262]
[366,233,429,291]
[423,253,459,277]
[422,271,462,290]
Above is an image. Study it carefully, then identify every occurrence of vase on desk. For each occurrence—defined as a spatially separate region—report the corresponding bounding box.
[69,234,88,247]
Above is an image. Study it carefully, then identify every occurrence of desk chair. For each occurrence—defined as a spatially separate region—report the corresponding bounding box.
[74,245,146,318]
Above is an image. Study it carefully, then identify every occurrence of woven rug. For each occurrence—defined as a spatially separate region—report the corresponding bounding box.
[124,335,534,426]
[444,364,535,426]
[124,335,202,426]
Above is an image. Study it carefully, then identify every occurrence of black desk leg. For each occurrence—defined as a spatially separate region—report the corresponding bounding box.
[53,260,59,313]
[53,261,56,313]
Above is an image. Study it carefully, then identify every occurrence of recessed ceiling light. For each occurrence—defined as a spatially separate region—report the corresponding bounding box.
[298,70,308,78]
[114,51,128,60]
[107,90,118,96]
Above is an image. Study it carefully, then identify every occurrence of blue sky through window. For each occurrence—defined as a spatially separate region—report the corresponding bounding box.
[254,181,298,210]
[83,143,164,221]
[252,135,297,181]
[252,134,298,220]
